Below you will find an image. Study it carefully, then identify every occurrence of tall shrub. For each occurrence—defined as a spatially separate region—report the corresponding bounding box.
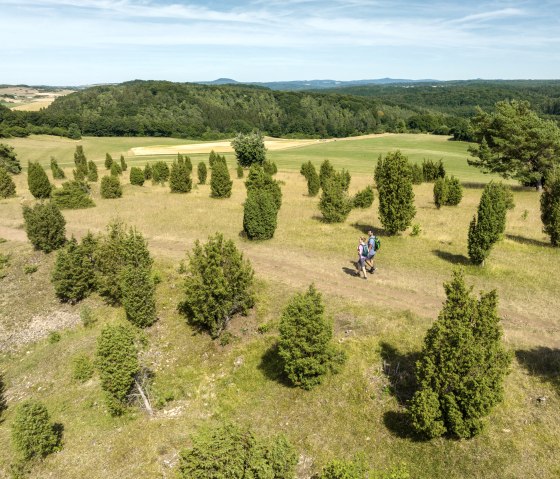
[169,161,192,193]
[231,130,267,167]
[110,161,122,177]
[105,153,113,170]
[87,160,98,182]
[210,160,233,198]
[152,161,170,184]
[0,143,21,174]
[120,266,157,328]
[73,145,88,180]
[120,155,127,171]
[245,164,282,210]
[409,271,511,438]
[236,164,244,179]
[50,157,65,179]
[319,159,335,190]
[179,233,254,337]
[197,161,207,184]
[130,166,145,186]
[22,202,66,253]
[353,185,374,208]
[540,168,560,246]
[243,189,278,240]
[0,166,16,198]
[100,175,122,199]
[278,285,345,389]
[28,161,52,199]
[375,151,416,235]
[144,163,152,180]
[319,174,352,223]
[52,180,95,209]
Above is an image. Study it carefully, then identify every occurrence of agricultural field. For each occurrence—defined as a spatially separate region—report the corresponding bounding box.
[0,86,74,111]
[0,134,559,478]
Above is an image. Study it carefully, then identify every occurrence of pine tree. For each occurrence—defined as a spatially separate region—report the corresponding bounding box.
[409,271,511,439]
[208,150,217,168]
[120,265,157,328]
[319,174,352,223]
[375,151,416,235]
[105,153,113,170]
[152,161,169,184]
[52,234,97,303]
[411,163,423,184]
[353,185,374,208]
[179,233,254,338]
[50,157,65,179]
[278,285,346,389]
[340,168,351,192]
[433,177,447,209]
[27,161,52,199]
[303,162,320,196]
[100,175,122,199]
[22,201,66,253]
[245,164,282,210]
[210,160,233,198]
[319,159,335,190]
[0,143,22,174]
[169,161,192,193]
[96,324,139,416]
[243,189,278,240]
[130,166,145,186]
[73,145,88,180]
[540,168,560,246]
[52,180,95,209]
[144,162,152,180]
[198,161,207,184]
[0,165,16,198]
[11,400,62,461]
[120,155,127,171]
[87,160,98,182]
[236,164,244,178]
[110,161,122,176]
[445,176,463,206]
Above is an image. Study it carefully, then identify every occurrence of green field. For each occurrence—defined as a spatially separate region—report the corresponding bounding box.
[0,134,558,478]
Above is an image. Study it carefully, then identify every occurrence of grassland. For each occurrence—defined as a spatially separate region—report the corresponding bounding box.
[0,134,559,478]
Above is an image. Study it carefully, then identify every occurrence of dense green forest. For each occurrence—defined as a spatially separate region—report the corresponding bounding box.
[1,80,560,140]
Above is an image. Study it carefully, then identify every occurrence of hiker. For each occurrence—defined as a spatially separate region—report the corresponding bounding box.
[365,230,377,273]
[356,236,368,279]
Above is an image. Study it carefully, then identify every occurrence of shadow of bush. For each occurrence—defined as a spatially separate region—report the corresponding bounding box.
[432,249,470,265]
[379,341,421,405]
[257,343,293,387]
[516,347,560,391]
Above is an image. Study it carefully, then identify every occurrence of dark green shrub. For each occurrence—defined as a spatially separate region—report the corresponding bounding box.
[144,163,152,180]
[22,201,66,253]
[73,145,88,181]
[318,457,368,479]
[445,176,463,206]
[178,423,297,479]
[48,331,61,343]
[120,266,157,328]
[340,168,351,192]
[129,166,145,186]
[375,151,416,235]
[236,164,244,178]
[87,160,98,182]
[50,157,65,179]
[11,400,62,460]
[0,143,22,174]
[319,174,352,223]
[52,180,95,209]
[183,155,192,174]
[120,155,127,171]
[353,185,374,208]
[198,162,207,184]
[100,175,122,199]
[231,130,267,167]
[243,189,278,240]
[263,160,277,175]
[300,161,320,196]
[27,162,52,199]
[52,234,97,303]
[169,161,192,193]
[278,285,346,389]
[245,165,282,210]
[409,271,511,439]
[179,233,254,338]
[105,153,113,170]
[433,178,447,209]
[541,168,560,246]
[422,158,446,181]
[0,165,16,198]
[110,161,122,177]
[96,324,139,416]
[319,159,335,190]
[208,150,217,168]
[67,123,81,139]
[411,163,423,184]
[152,161,169,184]
[210,160,232,198]
[72,354,94,382]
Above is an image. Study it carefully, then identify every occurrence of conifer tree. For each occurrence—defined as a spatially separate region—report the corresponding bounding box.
[120,154,127,171]
[304,162,320,196]
[263,159,276,176]
[375,151,416,235]
[152,161,169,184]
[101,175,122,199]
[11,400,62,461]
[541,168,560,246]
[243,189,278,240]
[319,174,352,223]
[22,201,66,253]
[353,185,374,208]
[209,150,217,168]
[433,177,447,209]
[50,157,65,179]
[110,161,122,177]
[52,180,95,209]
[0,165,16,198]
[184,155,192,174]
[179,233,254,337]
[245,164,282,210]
[73,145,88,180]
[0,143,22,174]
[52,234,97,303]
[130,166,145,186]
[409,271,511,439]
[120,265,157,328]
[411,163,423,184]
[169,161,192,193]
[278,285,345,389]
[236,164,244,178]
[27,161,52,199]
[144,162,152,180]
[96,324,139,416]
[105,153,113,170]
[87,160,98,182]
[319,159,335,190]
[340,168,351,192]
[445,176,463,206]
[210,160,233,198]
[300,161,313,178]
[198,161,207,184]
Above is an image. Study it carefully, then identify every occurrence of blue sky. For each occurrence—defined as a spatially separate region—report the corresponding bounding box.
[1,0,559,85]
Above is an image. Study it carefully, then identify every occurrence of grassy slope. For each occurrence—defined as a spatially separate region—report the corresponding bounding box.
[0,134,559,478]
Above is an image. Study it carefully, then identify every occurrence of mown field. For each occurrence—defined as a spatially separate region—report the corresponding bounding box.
[0,134,558,478]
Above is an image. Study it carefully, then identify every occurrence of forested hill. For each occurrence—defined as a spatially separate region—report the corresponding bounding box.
[1,80,451,139]
[314,80,560,119]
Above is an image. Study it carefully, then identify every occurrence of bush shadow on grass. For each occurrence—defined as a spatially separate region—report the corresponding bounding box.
[379,341,421,405]
[515,347,560,391]
[461,182,531,192]
[257,343,293,388]
[350,223,386,236]
[505,234,551,248]
[382,410,426,441]
[432,249,470,265]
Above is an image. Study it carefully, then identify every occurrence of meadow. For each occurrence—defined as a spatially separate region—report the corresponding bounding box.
[0,134,558,478]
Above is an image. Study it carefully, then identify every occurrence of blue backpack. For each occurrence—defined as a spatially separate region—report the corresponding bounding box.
[361,244,369,257]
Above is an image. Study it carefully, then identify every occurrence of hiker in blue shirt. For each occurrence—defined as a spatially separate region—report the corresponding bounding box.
[365,230,378,273]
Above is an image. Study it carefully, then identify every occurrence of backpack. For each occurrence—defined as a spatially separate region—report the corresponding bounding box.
[374,236,381,251]
[361,244,369,257]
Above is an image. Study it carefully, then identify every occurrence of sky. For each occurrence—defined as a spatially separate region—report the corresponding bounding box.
[1,0,559,85]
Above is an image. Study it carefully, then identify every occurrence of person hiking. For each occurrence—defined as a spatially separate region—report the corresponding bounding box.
[356,236,369,279]
[365,230,378,273]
